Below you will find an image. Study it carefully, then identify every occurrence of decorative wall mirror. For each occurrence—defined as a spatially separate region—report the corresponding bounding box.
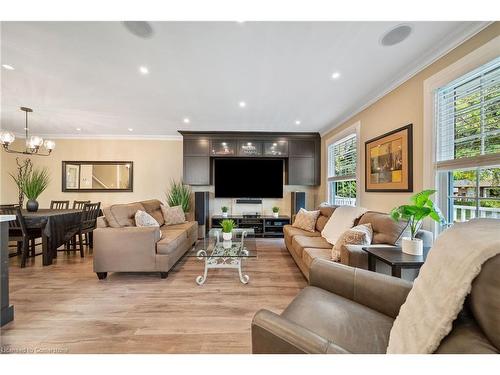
[62,161,133,192]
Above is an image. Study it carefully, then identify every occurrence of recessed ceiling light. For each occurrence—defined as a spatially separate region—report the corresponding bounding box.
[331,72,341,80]
[183,118,190,124]
[76,128,81,131]
[2,64,15,70]
[128,128,133,132]
[139,66,149,75]
[295,120,301,125]
[380,24,413,47]
[239,101,246,108]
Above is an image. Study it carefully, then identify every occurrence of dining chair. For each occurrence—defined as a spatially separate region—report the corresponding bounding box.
[74,202,101,257]
[50,200,70,209]
[73,200,90,210]
[0,205,41,267]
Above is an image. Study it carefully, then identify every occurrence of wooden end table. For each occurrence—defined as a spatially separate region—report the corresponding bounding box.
[362,246,431,278]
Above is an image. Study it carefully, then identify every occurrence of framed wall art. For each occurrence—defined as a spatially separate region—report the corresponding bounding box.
[365,124,413,192]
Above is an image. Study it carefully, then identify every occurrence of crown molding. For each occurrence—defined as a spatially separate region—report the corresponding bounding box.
[5,132,183,141]
[319,21,492,137]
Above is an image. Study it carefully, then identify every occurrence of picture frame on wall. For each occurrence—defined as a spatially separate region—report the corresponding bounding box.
[365,123,413,192]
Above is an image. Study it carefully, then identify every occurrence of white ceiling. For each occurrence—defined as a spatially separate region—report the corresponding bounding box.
[0,21,488,139]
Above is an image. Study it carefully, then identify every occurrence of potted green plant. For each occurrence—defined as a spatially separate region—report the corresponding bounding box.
[166,180,191,213]
[272,206,280,218]
[221,206,229,218]
[390,189,445,255]
[221,219,235,241]
[15,167,50,212]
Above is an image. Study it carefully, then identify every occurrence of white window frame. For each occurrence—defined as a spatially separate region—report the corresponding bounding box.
[423,36,500,234]
[325,122,361,206]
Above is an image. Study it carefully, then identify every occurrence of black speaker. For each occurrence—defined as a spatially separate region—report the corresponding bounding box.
[291,191,306,216]
[195,191,209,237]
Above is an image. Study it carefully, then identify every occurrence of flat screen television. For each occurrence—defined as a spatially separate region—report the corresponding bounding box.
[214,158,283,198]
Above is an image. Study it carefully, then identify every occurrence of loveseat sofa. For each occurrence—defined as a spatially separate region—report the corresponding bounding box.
[284,205,432,280]
[93,199,198,279]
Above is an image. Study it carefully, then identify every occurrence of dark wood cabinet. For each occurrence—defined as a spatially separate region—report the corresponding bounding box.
[179,131,321,187]
[184,139,209,156]
[183,156,210,185]
[288,157,316,185]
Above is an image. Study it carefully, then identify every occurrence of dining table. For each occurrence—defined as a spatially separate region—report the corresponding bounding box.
[22,209,83,266]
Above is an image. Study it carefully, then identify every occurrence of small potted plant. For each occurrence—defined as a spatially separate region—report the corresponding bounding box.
[221,219,235,241]
[390,189,445,255]
[12,167,50,212]
[272,206,280,218]
[221,206,229,218]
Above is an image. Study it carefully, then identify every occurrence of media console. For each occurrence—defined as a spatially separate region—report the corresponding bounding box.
[211,215,291,238]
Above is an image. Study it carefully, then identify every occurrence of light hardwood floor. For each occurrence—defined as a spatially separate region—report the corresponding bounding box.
[1,239,306,354]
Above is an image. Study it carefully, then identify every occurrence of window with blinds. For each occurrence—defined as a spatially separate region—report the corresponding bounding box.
[327,134,357,206]
[436,57,500,166]
[435,57,500,226]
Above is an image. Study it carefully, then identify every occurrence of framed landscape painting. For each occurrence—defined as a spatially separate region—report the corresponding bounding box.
[365,124,413,192]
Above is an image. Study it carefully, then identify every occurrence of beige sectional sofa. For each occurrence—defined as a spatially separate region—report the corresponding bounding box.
[284,205,432,280]
[93,199,198,279]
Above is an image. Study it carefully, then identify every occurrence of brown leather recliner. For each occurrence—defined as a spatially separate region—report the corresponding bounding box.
[251,256,500,354]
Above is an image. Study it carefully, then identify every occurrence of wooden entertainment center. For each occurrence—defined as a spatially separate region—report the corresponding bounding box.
[211,215,291,238]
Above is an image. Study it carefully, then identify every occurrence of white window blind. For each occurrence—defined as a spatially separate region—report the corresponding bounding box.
[436,57,500,169]
[328,134,357,180]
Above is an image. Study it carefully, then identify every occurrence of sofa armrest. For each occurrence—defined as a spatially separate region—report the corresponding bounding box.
[93,226,161,272]
[96,216,108,228]
[309,259,412,318]
[252,309,349,354]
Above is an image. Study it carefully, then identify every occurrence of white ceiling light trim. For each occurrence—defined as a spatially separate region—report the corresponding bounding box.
[2,64,15,70]
[319,21,491,136]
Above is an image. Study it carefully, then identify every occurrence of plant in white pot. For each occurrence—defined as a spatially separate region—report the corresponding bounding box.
[221,206,229,218]
[221,219,235,241]
[390,189,445,256]
[272,206,280,218]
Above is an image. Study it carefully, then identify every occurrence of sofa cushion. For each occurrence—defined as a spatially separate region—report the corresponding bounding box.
[135,210,160,227]
[292,235,332,255]
[161,205,186,226]
[302,248,333,270]
[103,202,145,228]
[358,211,408,245]
[141,199,165,226]
[162,221,198,240]
[157,229,188,255]
[292,208,320,232]
[315,206,338,232]
[283,224,321,239]
[332,223,373,262]
[282,286,394,353]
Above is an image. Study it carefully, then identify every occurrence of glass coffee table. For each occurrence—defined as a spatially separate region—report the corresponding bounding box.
[187,228,256,285]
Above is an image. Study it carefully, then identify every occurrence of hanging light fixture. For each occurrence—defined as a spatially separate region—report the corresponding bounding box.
[0,107,55,156]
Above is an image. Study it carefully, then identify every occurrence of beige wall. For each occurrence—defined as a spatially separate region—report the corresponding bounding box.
[0,138,183,208]
[320,22,500,213]
[0,138,318,216]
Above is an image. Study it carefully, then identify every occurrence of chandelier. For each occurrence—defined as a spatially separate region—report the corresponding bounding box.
[0,107,55,156]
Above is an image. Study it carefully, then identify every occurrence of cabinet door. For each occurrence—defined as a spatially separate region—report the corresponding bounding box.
[289,140,315,157]
[210,139,236,156]
[183,156,210,185]
[264,141,288,156]
[288,157,315,185]
[237,140,263,156]
[184,139,209,156]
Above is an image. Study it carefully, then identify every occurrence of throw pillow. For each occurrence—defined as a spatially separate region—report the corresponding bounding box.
[321,205,368,245]
[161,205,186,226]
[292,208,320,232]
[134,210,159,227]
[332,223,373,261]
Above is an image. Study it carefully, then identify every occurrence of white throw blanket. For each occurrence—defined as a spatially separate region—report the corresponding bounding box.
[387,219,500,353]
[321,205,367,245]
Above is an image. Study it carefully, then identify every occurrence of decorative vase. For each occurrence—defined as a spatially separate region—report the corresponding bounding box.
[273,212,279,218]
[222,212,228,218]
[222,240,232,249]
[26,199,39,212]
[402,237,423,256]
[222,232,232,241]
